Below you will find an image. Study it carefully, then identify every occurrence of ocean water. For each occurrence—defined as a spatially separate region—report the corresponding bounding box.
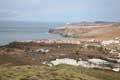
[0,21,64,45]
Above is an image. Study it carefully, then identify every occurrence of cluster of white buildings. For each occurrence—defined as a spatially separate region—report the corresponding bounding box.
[43,58,120,72]
[16,38,101,45]
[17,38,120,72]
[16,37,120,46]
[16,39,81,45]
[100,39,120,63]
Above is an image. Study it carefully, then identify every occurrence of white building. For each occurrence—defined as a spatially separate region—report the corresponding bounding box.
[112,68,120,72]
[50,58,79,66]
[101,40,119,46]
[88,58,109,65]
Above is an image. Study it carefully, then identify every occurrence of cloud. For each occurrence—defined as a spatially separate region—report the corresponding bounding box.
[0,0,120,22]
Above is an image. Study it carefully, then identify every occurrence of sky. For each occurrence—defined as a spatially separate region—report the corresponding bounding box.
[0,0,120,22]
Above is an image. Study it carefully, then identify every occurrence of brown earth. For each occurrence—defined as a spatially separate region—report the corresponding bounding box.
[0,42,115,66]
[49,22,120,40]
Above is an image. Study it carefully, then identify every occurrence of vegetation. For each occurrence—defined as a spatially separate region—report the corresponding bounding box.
[0,64,120,80]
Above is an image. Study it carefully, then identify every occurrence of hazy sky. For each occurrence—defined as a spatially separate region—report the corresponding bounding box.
[0,0,120,22]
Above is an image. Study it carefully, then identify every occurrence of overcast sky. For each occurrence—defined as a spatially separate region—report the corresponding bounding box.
[0,0,120,22]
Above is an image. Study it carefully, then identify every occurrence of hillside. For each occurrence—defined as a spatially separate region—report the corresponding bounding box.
[0,64,120,80]
[49,22,120,40]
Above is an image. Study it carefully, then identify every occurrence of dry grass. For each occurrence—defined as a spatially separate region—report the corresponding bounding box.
[0,64,120,80]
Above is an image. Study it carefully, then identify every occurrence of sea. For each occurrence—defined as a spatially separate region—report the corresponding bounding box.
[0,21,64,45]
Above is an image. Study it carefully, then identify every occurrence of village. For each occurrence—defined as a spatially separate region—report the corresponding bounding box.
[13,37,120,72]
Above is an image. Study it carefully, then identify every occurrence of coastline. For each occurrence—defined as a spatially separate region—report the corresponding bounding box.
[49,22,120,40]
[0,22,120,77]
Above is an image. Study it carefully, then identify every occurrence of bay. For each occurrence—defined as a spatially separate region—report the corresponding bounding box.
[0,21,64,45]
